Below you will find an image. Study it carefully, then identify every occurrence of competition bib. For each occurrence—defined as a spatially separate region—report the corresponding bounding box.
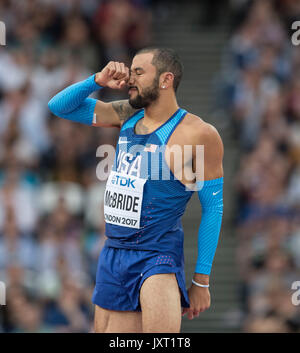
[103,171,147,229]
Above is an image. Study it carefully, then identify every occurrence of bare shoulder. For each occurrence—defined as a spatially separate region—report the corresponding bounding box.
[180,113,223,148]
[183,113,224,179]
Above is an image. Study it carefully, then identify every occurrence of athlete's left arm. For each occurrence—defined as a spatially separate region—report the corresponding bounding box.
[183,122,224,320]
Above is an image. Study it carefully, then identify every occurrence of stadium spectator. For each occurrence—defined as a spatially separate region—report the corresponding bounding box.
[0,0,153,333]
[220,0,300,332]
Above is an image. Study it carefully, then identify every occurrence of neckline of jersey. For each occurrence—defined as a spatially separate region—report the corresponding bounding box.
[132,108,181,137]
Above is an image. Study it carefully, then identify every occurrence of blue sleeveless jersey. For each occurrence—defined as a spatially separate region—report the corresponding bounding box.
[104,108,194,261]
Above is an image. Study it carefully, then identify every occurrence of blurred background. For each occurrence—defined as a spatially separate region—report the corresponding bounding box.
[0,0,300,333]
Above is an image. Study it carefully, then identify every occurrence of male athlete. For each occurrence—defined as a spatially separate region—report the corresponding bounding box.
[48,48,224,333]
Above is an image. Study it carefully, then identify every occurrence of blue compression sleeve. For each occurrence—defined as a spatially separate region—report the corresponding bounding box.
[195,177,224,275]
[48,74,103,125]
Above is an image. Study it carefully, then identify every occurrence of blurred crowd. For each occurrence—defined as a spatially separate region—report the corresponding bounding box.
[0,0,165,332]
[220,0,300,332]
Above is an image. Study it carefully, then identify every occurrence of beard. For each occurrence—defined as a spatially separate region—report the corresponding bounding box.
[129,76,160,109]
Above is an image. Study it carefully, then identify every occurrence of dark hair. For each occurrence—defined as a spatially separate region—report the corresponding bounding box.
[136,47,183,92]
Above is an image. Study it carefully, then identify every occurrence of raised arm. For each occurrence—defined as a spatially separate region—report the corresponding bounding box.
[93,62,138,127]
[48,61,138,128]
[93,99,138,128]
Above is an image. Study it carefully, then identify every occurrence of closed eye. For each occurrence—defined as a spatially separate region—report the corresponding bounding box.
[130,68,144,76]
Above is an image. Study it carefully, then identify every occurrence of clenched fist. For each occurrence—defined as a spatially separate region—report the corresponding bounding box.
[95,61,130,90]
[182,285,211,319]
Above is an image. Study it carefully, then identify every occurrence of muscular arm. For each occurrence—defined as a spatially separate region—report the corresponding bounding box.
[48,61,137,128]
[193,122,224,181]
[93,99,138,128]
[93,61,138,127]
[184,121,224,320]
[193,123,224,278]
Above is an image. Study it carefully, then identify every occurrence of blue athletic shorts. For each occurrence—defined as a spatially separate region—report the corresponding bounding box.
[92,245,190,311]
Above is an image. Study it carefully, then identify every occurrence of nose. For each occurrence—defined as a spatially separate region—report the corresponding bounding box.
[128,73,134,86]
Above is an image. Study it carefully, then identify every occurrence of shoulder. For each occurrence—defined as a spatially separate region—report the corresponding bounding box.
[181,113,223,149]
[183,113,224,179]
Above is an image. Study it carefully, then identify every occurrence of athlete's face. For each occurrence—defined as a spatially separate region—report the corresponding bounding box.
[128,53,160,109]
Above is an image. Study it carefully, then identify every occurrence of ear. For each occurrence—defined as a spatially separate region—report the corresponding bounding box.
[160,72,174,89]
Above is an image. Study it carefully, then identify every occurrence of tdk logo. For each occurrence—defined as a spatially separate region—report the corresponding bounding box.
[111,175,136,188]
